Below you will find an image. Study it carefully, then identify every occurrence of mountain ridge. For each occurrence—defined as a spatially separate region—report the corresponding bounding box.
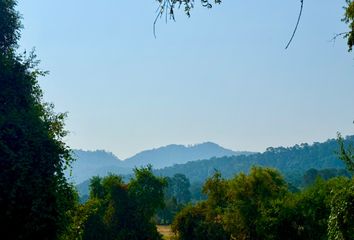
[121,141,253,169]
[68,142,251,184]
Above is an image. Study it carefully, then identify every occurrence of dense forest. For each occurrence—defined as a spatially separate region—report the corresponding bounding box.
[155,136,354,183]
[76,136,353,198]
[1,0,354,239]
[69,142,252,183]
[172,166,354,240]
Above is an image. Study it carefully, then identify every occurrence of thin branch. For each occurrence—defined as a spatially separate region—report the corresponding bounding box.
[153,0,220,38]
[153,1,166,38]
[330,32,349,45]
[285,0,304,49]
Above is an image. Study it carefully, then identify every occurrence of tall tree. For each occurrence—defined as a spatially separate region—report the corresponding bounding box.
[344,0,354,51]
[78,168,167,240]
[0,0,76,239]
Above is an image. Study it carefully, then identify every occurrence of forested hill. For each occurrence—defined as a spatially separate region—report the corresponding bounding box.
[69,142,251,184]
[154,136,354,183]
[122,142,253,169]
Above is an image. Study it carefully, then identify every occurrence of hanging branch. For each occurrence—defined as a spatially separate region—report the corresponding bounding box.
[285,0,304,49]
[330,32,350,46]
[153,0,221,38]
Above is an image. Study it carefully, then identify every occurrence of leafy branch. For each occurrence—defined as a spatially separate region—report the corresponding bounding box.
[153,0,221,37]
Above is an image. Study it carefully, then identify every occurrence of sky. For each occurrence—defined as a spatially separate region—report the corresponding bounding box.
[17,0,354,159]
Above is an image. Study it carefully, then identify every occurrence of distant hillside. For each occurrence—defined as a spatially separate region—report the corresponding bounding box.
[154,136,354,183]
[76,136,354,197]
[122,142,253,169]
[69,142,250,185]
[66,150,130,184]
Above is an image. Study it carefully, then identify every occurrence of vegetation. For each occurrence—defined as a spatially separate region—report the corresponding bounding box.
[156,174,192,225]
[344,0,354,51]
[155,137,354,185]
[172,167,354,240]
[171,134,354,239]
[1,0,354,239]
[62,166,167,240]
[0,0,76,239]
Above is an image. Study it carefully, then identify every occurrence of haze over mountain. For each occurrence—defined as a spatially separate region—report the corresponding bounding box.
[66,150,129,184]
[76,135,354,197]
[121,142,253,169]
[154,136,354,183]
[68,142,250,184]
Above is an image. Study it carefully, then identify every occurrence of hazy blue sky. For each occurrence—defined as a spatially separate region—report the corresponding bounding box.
[18,0,354,159]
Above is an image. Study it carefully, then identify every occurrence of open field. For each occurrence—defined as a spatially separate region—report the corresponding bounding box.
[157,225,174,240]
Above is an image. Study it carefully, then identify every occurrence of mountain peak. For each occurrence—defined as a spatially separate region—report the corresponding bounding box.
[122,142,252,169]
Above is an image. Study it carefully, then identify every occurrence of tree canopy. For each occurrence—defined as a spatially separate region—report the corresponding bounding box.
[0,0,76,239]
[66,167,167,240]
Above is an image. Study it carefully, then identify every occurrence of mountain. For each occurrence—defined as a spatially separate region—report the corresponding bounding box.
[122,142,253,169]
[154,136,354,184]
[68,142,250,184]
[66,150,130,184]
[76,136,354,197]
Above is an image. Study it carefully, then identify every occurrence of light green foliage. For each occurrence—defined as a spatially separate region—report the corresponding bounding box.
[172,167,289,240]
[328,179,354,240]
[202,171,228,217]
[223,167,288,240]
[173,167,354,240]
[344,0,354,51]
[129,165,167,221]
[327,133,354,239]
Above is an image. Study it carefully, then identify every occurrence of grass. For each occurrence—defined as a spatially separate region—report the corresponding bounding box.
[157,225,175,240]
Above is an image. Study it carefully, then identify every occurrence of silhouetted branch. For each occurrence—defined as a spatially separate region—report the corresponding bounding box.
[285,0,304,49]
[330,32,350,45]
[153,0,221,37]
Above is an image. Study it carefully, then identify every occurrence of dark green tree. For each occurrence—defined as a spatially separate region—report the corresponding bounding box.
[0,0,76,239]
[344,0,354,51]
[169,174,191,204]
[172,203,229,240]
[338,133,354,173]
[156,174,192,225]
[78,167,166,240]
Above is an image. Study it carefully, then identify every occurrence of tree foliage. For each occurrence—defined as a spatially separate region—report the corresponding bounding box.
[68,167,167,240]
[337,133,354,173]
[328,179,354,240]
[326,132,354,239]
[156,173,192,224]
[0,0,76,239]
[344,0,354,51]
[172,167,354,240]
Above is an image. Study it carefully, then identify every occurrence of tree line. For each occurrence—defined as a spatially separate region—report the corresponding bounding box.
[172,165,354,240]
